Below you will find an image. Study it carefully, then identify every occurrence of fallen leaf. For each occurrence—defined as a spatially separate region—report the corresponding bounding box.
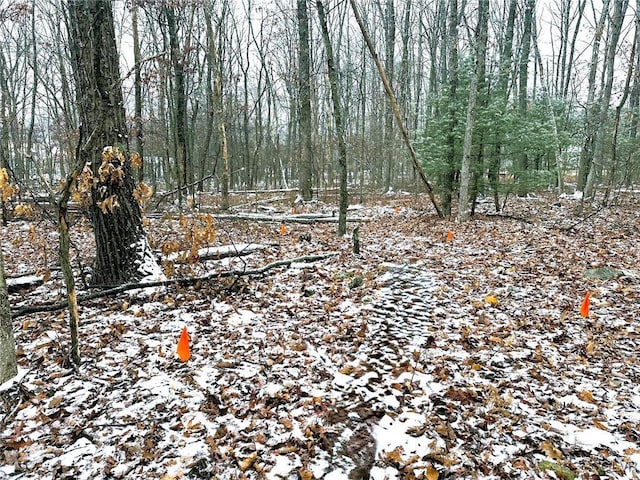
[585,341,596,356]
[484,294,499,306]
[577,390,595,403]
[426,464,439,480]
[238,451,258,471]
[540,439,563,460]
[386,446,404,464]
[299,468,315,480]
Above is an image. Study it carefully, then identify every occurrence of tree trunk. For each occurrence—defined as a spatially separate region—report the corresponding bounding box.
[206,5,230,211]
[0,236,17,384]
[442,0,459,217]
[165,6,189,207]
[132,3,144,183]
[583,0,629,199]
[576,0,610,195]
[67,0,158,286]
[316,0,349,236]
[489,0,517,212]
[516,0,535,196]
[297,0,314,201]
[382,0,396,192]
[457,0,488,222]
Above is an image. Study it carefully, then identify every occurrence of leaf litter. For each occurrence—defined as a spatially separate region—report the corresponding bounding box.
[1,193,640,479]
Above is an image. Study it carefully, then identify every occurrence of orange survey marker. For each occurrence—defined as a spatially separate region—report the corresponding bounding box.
[177,326,191,362]
[580,292,591,318]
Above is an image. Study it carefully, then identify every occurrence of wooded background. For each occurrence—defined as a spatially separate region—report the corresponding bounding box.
[0,0,637,215]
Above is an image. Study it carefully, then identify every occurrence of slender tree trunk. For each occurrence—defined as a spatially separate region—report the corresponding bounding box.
[577,0,610,195]
[516,0,535,196]
[207,6,230,210]
[317,0,348,235]
[563,0,586,99]
[604,35,635,203]
[442,0,459,217]
[201,5,217,193]
[165,6,189,207]
[132,3,144,182]
[457,0,488,222]
[297,0,314,201]
[0,236,17,384]
[57,167,82,365]
[383,0,396,192]
[0,50,10,226]
[489,0,517,212]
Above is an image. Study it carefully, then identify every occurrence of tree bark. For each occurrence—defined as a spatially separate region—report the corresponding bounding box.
[67,0,157,286]
[516,0,535,196]
[442,0,459,217]
[0,236,17,384]
[457,0,488,222]
[297,0,314,201]
[316,0,349,236]
[208,8,230,211]
[382,0,396,192]
[131,3,144,183]
[576,0,610,194]
[165,6,189,207]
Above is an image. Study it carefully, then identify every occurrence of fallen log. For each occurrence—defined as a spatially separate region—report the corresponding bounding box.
[166,243,273,263]
[7,275,44,293]
[210,213,371,224]
[11,252,338,318]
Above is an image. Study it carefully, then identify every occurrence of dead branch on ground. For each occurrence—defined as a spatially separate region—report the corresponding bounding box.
[11,252,338,318]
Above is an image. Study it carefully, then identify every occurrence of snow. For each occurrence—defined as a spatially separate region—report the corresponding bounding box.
[2,196,640,479]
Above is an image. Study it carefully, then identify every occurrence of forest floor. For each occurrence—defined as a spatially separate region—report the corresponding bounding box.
[1,191,640,480]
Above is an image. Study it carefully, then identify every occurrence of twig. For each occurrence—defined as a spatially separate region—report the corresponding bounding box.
[561,205,605,232]
[11,252,339,318]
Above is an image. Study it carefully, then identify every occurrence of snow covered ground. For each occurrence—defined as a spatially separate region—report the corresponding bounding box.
[1,195,639,479]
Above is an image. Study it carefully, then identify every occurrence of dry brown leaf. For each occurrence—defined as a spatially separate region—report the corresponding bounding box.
[238,451,258,471]
[593,419,608,431]
[426,464,439,480]
[577,390,595,403]
[484,294,499,306]
[540,439,563,460]
[386,446,404,464]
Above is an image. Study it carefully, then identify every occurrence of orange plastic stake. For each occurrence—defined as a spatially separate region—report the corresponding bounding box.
[580,292,591,318]
[280,224,287,235]
[394,206,400,214]
[446,230,453,242]
[177,326,190,362]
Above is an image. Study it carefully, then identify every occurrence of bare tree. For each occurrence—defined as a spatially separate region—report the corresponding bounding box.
[297,0,314,200]
[458,0,489,222]
[316,0,348,235]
